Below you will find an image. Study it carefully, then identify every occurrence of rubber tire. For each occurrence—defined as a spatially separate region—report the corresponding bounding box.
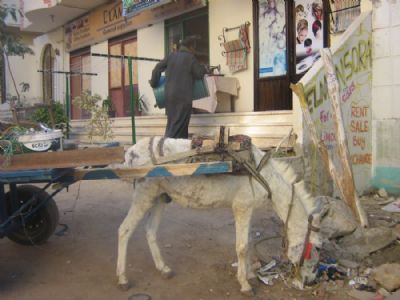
[5,185,59,245]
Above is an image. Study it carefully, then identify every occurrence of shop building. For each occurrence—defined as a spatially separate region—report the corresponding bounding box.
[2,0,400,195]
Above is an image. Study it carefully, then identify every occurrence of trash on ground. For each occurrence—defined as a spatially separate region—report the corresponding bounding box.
[382,199,400,213]
[257,273,279,286]
[258,259,277,275]
[348,277,368,286]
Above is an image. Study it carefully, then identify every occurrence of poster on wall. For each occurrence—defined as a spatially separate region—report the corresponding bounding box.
[258,0,287,78]
[295,0,324,74]
[122,0,172,17]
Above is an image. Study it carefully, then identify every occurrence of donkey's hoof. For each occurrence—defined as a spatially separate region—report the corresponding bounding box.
[241,288,255,297]
[118,282,131,291]
[161,269,175,279]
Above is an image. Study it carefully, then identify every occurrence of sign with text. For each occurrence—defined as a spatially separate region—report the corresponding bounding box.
[122,0,172,17]
[301,13,372,193]
[65,0,205,52]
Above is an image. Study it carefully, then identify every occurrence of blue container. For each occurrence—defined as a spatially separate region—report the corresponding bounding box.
[153,75,209,109]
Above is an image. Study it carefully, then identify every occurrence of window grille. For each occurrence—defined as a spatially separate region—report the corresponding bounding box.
[329,0,361,33]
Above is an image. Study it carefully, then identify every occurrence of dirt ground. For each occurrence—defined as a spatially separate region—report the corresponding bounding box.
[0,180,397,300]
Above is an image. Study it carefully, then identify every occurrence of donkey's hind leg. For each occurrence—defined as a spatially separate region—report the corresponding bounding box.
[116,189,156,290]
[145,194,174,279]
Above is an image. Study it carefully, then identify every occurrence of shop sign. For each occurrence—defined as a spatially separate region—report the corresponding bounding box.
[122,0,172,17]
[65,0,205,52]
[302,14,372,192]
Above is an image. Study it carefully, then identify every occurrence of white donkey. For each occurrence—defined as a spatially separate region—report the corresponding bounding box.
[118,137,329,296]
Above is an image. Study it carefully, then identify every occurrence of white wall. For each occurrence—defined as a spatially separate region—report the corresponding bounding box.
[137,22,165,115]
[209,0,254,112]
[34,28,68,104]
[370,0,400,194]
[5,32,37,104]
[5,27,68,105]
[371,0,400,119]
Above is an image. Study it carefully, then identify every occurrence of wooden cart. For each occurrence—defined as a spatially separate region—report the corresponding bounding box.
[0,146,232,245]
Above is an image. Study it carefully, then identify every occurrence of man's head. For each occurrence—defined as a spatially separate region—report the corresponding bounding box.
[180,35,200,51]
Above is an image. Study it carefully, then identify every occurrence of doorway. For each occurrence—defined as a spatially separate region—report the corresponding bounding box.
[109,33,139,117]
[253,0,329,111]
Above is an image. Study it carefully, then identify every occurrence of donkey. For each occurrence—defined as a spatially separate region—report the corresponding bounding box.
[118,137,328,296]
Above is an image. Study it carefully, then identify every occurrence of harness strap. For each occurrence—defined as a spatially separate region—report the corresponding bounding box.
[227,149,272,198]
[149,137,158,165]
[257,151,271,172]
[157,137,166,157]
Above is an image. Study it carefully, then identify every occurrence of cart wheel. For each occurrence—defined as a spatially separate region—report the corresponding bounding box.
[5,185,59,245]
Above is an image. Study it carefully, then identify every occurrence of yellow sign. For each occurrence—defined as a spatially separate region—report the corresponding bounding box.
[65,0,205,52]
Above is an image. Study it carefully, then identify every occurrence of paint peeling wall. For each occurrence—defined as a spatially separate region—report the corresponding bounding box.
[371,0,400,194]
[294,12,373,195]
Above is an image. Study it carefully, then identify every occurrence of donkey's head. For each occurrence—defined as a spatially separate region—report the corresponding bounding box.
[253,146,329,288]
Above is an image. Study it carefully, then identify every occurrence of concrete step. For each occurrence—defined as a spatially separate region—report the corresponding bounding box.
[70,111,293,149]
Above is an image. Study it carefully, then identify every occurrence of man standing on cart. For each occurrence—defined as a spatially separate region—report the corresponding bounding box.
[150,35,207,139]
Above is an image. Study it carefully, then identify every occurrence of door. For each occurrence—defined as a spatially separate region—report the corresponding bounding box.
[70,49,91,120]
[253,0,329,111]
[109,35,138,118]
[254,0,293,111]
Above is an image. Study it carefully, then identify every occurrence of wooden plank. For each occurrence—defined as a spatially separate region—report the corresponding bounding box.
[154,141,242,165]
[154,145,215,165]
[73,161,233,181]
[0,147,125,171]
[320,49,368,227]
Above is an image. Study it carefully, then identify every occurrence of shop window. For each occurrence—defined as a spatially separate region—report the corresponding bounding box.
[70,48,91,120]
[109,33,139,118]
[42,44,55,104]
[329,0,360,33]
[165,7,209,64]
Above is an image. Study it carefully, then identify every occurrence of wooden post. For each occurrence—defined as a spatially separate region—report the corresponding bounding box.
[65,74,70,138]
[320,48,368,227]
[128,57,136,144]
[291,82,368,227]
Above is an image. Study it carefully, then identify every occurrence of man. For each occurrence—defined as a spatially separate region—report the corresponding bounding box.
[150,35,207,139]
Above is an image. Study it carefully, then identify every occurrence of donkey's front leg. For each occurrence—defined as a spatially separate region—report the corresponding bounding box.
[233,206,254,296]
[145,197,174,279]
[117,196,155,290]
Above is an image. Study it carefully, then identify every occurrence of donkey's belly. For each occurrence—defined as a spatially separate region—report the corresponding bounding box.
[157,174,248,209]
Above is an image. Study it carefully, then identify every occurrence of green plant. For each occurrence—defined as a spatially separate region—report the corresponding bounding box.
[0,5,34,105]
[102,96,116,117]
[102,96,113,111]
[30,102,69,135]
[73,91,113,142]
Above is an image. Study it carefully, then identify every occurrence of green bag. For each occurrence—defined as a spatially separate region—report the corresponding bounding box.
[153,76,209,109]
